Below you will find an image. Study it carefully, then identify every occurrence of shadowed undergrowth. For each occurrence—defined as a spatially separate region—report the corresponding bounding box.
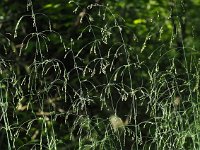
[0,0,200,150]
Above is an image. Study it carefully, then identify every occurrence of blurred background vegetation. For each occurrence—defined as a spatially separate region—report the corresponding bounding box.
[0,0,200,149]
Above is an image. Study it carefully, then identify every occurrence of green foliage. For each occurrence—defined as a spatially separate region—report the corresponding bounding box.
[0,0,200,149]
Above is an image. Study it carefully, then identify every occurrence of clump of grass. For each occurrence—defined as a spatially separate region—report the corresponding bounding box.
[0,0,200,150]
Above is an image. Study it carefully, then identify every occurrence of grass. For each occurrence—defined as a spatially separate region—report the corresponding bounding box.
[0,1,200,150]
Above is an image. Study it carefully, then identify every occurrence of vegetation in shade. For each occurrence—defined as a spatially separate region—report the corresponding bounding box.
[0,0,200,149]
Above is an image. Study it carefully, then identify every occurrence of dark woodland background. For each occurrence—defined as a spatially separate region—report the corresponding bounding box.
[0,0,200,149]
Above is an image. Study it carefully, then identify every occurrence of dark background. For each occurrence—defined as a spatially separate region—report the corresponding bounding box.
[0,0,200,149]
